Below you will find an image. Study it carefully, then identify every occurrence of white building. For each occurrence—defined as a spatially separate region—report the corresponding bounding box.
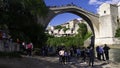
[46,18,92,37]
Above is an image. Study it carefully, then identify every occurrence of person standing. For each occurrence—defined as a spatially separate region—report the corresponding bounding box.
[59,48,65,64]
[20,41,26,53]
[82,47,87,62]
[76,47,81,59]
[26,42,33,56]
[99,46,105,61]
[103,44,110,63]
[96,46,100,60]
[64,50,68,64]
[88,47,94,67]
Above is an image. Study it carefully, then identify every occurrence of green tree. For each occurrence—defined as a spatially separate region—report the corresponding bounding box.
[0,0,48,48]
[77,23,88,39]
[46,22,92,47]
[63,27,69,33]
[54,25,63,33]
[115,28,120,37]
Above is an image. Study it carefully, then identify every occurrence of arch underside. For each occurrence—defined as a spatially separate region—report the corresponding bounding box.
[48,9,96,36]
[44,7,101,46]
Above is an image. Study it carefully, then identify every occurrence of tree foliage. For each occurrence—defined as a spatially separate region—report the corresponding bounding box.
[0,0,48,48]
[54,25,63,30]
[63,27,69,33]
[46,36,83,47]
[115,28,120,37]
[46,23,92,47]
[77,23,88,39]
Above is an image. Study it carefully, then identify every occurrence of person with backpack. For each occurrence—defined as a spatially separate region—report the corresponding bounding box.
[26,42,33,56]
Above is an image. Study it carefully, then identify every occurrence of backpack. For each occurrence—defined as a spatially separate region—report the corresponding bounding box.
[27,44,32,49]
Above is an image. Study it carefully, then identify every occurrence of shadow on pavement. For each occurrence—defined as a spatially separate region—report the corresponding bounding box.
[0,56,108,68]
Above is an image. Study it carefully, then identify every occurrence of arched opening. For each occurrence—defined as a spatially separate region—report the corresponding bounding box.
[48,13,80,26]
[46,12,95,48]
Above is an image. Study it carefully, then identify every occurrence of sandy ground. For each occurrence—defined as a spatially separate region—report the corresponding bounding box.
[0,56,119,68]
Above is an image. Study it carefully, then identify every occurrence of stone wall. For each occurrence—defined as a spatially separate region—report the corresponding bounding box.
[0,40,20,52]
[96,3,119,45]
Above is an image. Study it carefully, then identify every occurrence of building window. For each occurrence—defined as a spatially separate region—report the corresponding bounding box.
[104,11,106,14]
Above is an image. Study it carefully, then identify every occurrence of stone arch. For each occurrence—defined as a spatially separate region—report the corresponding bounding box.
[38,6,100,46]
[47,7,99,34]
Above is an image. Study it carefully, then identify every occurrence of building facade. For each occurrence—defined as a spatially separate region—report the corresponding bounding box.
[46,18,91,37]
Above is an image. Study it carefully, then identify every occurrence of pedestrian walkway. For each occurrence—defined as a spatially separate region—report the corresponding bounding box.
[23,56,120,68]
[0,56,119,68]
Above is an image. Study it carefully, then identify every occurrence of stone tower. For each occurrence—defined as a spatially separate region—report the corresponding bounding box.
[118,2,120,28]
[118,2,120,18]
[97,3,118,45]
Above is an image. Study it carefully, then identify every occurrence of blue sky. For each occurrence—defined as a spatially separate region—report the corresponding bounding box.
[44,0,119,26]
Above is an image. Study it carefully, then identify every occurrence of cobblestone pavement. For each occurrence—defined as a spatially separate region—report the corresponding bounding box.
[0,56,119,68]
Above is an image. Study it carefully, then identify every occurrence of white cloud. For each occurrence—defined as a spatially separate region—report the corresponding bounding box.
[89,0,97,5]
[96,7,100,14]
[105,0,120,4]
[89,0,103,5]
[89,0,119,13]
[89,0,120,5]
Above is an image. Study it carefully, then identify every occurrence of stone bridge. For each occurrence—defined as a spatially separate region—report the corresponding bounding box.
[38,4,120,46]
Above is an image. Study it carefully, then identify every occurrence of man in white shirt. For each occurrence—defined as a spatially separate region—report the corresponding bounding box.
[59,49,65,64]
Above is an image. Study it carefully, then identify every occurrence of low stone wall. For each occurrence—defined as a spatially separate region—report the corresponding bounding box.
[0,40,20,52]
[95,38,120,47]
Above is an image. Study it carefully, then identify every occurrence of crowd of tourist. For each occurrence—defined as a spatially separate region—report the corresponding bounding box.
[58,46,95,66]
[19,42,110,67]
[57,44,110,67]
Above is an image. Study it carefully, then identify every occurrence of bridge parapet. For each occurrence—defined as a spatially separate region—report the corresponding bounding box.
[49,5,99,17]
